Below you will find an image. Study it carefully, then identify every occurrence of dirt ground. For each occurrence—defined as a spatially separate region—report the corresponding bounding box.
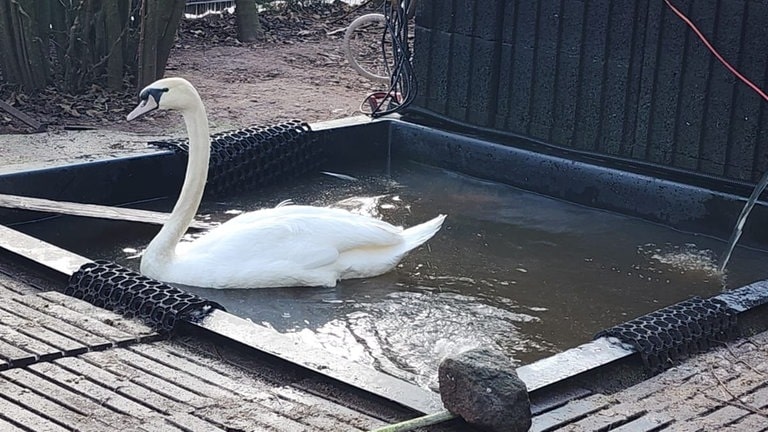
[0,4,383,168]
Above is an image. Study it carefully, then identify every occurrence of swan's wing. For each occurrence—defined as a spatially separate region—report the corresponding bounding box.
[218,205,405,251]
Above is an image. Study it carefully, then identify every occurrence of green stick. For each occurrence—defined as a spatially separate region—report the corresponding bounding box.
[369,410,457,432]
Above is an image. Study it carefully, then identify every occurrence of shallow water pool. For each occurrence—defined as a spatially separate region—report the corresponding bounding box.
[44,160,768,389]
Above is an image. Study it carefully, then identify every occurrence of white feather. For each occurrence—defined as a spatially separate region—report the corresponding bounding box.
[130,77,446,289]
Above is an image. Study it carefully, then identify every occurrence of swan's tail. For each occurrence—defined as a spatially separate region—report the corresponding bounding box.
[401,214,447,252]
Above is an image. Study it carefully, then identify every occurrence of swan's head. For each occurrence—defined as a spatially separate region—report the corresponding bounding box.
[127,77,201,121]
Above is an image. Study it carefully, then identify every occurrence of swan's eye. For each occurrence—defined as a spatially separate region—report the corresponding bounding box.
[139,87,169,102]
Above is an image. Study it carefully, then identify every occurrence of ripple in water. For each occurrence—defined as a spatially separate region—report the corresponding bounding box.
[284,290,548,391]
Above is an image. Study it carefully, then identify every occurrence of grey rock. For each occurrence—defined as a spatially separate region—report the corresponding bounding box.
[438,348,531,432]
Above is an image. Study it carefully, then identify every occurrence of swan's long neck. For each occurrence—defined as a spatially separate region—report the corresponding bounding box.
[143,101,210,268]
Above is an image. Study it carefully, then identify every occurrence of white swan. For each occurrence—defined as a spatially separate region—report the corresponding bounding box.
[127,77,446,289]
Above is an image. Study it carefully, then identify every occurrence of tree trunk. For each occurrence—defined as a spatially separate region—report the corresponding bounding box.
[0,0,48,90]
[154,0,185,81]
[0,2,22,84]
[103,0,124,90]
[136,0,158,88]
[0,0,184,92]
[235,0,263,43]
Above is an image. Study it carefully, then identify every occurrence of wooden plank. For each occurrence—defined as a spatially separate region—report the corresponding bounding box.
[0,375,102,431]
[622,365,699,402]
[1,367,146,431]
[0,395,69,432]
[0,417,25,432]
[0,306,87,354]
[36,291,157,340]
[135,342,385,431]
[565,409,642,431]
[104,348,237,400]
[28,361,160,419]
[13,294,142,344]
[194,403,313,432]
[530,395,614,432]
[54,355,197,413]
[609,413,674,432]
[128,343,258,392]
[137,418,187,432]
[0,224,90,275]
[273,385,386,431]
[21,357,224,432]
[719,413,768,432]
[0,100,45,131]
[161,414,227,432]
[0,324,62,360]
[0,271,38,297]
[59,352,309,432]
[139,344,381,431]
[73,351,216,408]
[0,193,213,229]
[692,383,768,429]
[531,386,593,415]
[0,337,37,365]
[0,298,112,350]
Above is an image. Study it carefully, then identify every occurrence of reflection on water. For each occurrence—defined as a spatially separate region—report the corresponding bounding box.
[73,160,768,389]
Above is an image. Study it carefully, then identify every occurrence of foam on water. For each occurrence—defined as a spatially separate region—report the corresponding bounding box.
[283,289,547,390]
[638,242,725,284]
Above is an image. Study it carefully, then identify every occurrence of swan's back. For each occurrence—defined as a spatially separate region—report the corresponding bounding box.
[162,205,446,288]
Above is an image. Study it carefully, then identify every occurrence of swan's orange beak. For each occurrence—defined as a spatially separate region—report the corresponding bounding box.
[127,96,159,121]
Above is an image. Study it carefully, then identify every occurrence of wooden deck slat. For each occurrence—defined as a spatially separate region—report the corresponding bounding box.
[136,417,188,432]
[0,394,70,432]
[273,385,388,431]
[691,383,768,429]
[54,353,317,432]
[0,374,104,431]
[104,348,239,400]
[529,395,615,432]
[28,361,161,419]
[606,413,674,432]
[1,367,144,430]
[531,386,593,416]
[170,340,389,430]
[73,352,216,408]
[53,355,206,415]
[162,412,229,432]
[135,342,385,431]
[36,291,157,339]
[128,343,270,397]
[1,299,113,350]
[0,417,26,432]
[13,294,144,344]
[564,410,645,431]
[0,325,63,359]
[0,271,39,297]
[121,344,378,431]
[717,413,768,432]
[629,366,700,402]
[0,337,37,365]
[194,402,316,432]
[0,305,88,354]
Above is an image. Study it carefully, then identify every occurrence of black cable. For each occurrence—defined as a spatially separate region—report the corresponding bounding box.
[367,0,417,118]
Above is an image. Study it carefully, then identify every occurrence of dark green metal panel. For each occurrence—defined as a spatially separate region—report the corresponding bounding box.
[411,0,768,183]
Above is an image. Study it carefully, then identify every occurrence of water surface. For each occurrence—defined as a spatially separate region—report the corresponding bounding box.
[65,161,768,389]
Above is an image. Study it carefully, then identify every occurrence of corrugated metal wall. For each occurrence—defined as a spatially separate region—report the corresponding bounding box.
[412,0,768,183]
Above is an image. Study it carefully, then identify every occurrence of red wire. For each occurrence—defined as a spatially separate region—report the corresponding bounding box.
[663,0,768,103]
